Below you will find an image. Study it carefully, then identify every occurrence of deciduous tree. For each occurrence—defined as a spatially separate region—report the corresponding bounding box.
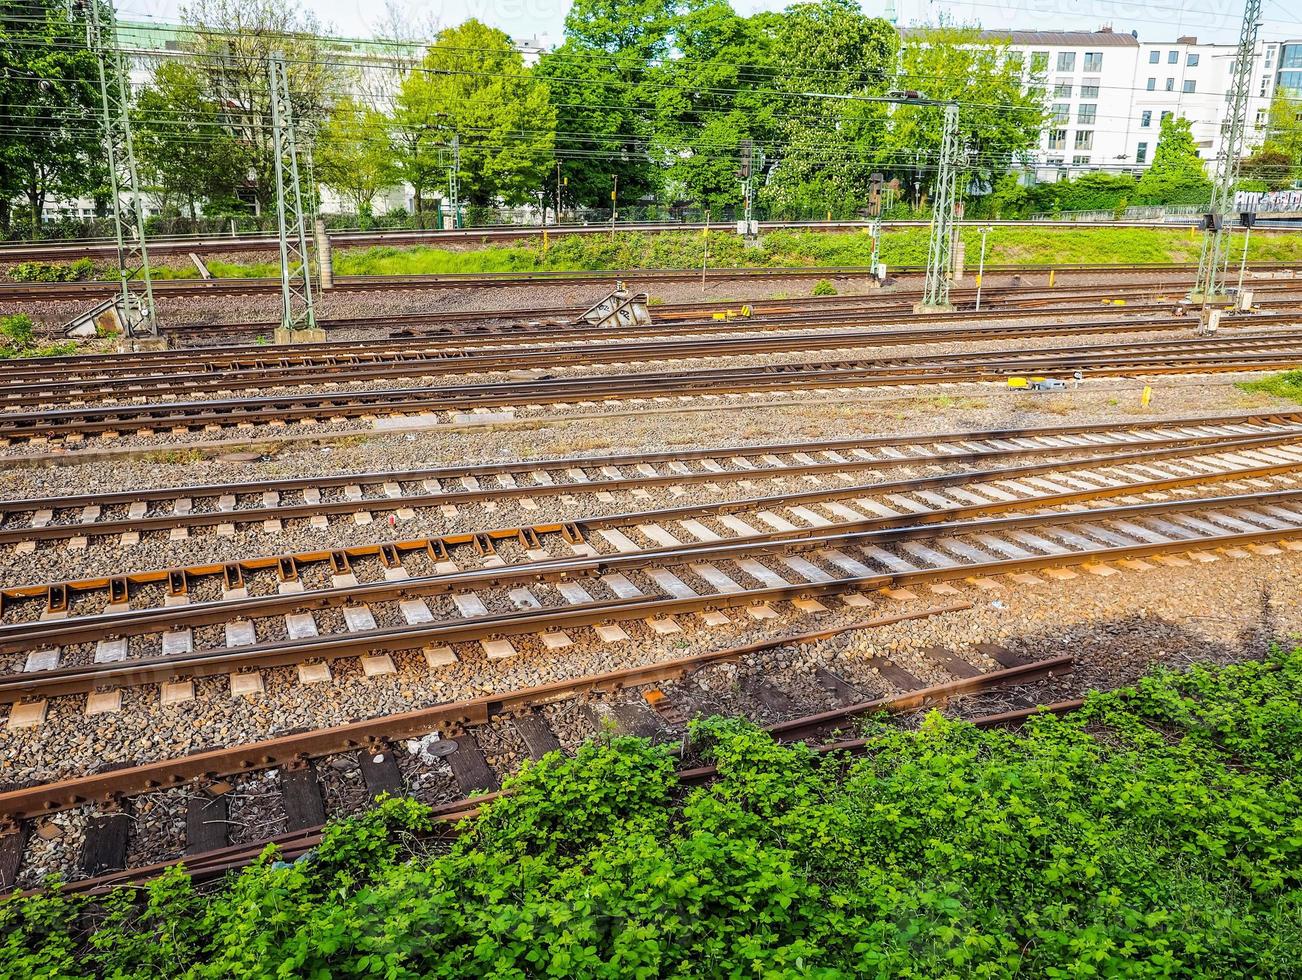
[1134,115,1211,205]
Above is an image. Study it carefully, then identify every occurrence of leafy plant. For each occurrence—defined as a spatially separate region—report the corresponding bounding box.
[7,651,1302,977]
[811,278,837,296]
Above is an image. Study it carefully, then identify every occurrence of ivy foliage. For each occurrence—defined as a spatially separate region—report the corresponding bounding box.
[5,651,1302,977]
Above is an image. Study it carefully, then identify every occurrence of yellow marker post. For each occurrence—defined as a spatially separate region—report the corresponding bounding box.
[1141,385,1152,408]
[1049,269,1056,288]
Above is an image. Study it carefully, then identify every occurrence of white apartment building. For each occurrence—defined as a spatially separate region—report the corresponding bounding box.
[979,28,1281,182]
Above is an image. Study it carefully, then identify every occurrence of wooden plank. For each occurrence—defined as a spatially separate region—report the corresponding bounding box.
[80,812,130,878]
[918,646,983,679]
[865,657,924,691]
[813,667,865,705]
[513,714,562,760]
[447,731,499,795]
[185,794,229,855]
[974,643,1026,668]
[610,701,663,738]
[356,747,406,799]
[0,824,28,890]
[281,765,327,830]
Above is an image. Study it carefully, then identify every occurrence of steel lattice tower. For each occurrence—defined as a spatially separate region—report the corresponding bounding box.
[922,103,961,309]
[268,53,316,332]
[86,0,156,338]
[1193,0,1262,302]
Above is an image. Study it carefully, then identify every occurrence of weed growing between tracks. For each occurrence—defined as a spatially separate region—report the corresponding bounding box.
[1241,371,1302,406]
[5,652,1302,977]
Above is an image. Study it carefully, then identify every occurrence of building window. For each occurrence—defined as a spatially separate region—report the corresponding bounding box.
[1165,77,1175,91]
[1256,108,1268,129]
[1141,110,1152,127]
[1051,103,1070,124]
[1261,77,1270,96]
[1083,52,1102,71]
[1047,129,1067,149]
[1074,130,1093,150]
[1054,81,1072,97]
[1146,77,1156,91]
[1279,70,1302,97]
[1187,53,1199,67]
[1072,155,1091,165]
[1079,82,1099,97]
[1149,50,1160,64]
[1183,79,1196,93]
[1057,51,1076,72]
[1136,142,1148,163]
[1282,44,1302,69]
[1077,104,1096,124]
[1168,50,1178,64]
[1160,110,1173,122]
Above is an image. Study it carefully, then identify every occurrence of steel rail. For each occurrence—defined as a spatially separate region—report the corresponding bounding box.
[0,604,970,823]
[4,336,1302,443]
[3,260,1298,302]
[3,419,1292,547]
[4,421,1298,600]
[8,316,1302,409]
[1,486,1297,702]
[2,634,1070,897]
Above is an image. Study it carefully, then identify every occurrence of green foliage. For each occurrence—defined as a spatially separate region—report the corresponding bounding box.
[0,313,75,359]
[7,653,1302,976]
[10,258,94,282]
[132,61,247,219]
[316,97,399,218]
[1,312,34,348]
[811,278,837,295]
[1239,369,1302,405]
[395,21,556,210]
[0,0,102,235]
[1135,115,1212,206]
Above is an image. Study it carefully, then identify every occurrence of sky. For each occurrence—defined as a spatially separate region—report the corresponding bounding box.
[116,0,1302,49]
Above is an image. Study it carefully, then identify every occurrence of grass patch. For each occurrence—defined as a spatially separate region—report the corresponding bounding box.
[7,652,1302,976]
[1239,370,1302,405]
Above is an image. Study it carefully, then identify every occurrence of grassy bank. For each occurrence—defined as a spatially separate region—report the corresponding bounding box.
[6,651,1302,977]
[21,226,1302,282]
[332,225,1302,277]
[1240,371,1302,404]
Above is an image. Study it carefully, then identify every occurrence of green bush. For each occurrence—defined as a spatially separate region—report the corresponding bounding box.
[6,651,1302,977]
[9,259,95,282]
[1,313,35,348]
[812,278,837,296]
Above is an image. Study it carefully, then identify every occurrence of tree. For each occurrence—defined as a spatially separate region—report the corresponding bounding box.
[1251,92,1302,189]
[1134,115,1212,205]
[396,21,555,208]
[1240,147,1295,192]
[0,0,101,235]
[316,97,399,218]
[647,1,780,211]
[762,0,899,217]
[178,0,346,216]
[887,25,1046,210]
[133,61,246,218]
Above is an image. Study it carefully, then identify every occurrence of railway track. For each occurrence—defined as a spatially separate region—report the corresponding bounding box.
[2,423,1299,705]
[2,412,1297,547]
[0,607,1069,891]
[4,333,1301,446]
[0,217,1250,263]
[8,315,1302,410]
[3,260,1298,303]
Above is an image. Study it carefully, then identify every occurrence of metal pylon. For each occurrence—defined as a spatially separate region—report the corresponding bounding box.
[86,0,156,338]
[922,102,961,309]
[1193,0,1262,302]
[268,53,316,332]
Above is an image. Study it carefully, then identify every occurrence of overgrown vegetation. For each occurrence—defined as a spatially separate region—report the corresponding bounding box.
[310,226,1300,277]
[0,313,75,359]
[1240,370,1302,405]
[5,651,1302,977]
[8,258,94,282]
